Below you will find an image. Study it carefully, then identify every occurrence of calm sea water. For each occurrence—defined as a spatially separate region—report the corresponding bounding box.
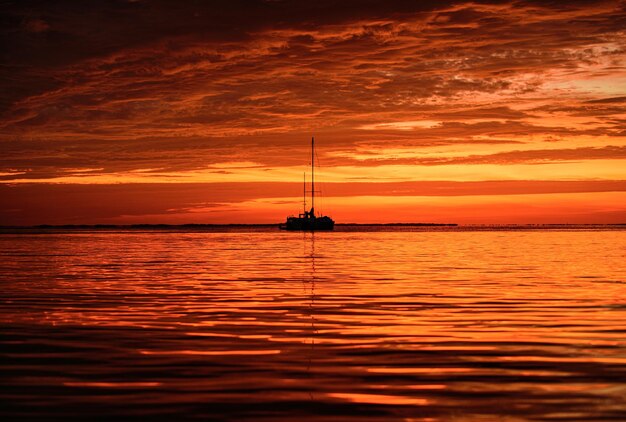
[1,228,625,421]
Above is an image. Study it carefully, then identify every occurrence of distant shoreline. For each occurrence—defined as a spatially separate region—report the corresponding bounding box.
[1,222,457,229]
[1,223,624,233]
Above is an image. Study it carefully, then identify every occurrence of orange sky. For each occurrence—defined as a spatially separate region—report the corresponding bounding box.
[1,0,625,224]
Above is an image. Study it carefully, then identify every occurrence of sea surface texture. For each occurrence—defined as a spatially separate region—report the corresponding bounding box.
[1,228,625,421]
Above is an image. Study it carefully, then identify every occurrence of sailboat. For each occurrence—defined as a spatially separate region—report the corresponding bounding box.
[280,137,335,231]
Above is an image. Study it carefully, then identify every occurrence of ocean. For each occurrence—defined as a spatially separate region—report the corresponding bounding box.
[1,227,625,421]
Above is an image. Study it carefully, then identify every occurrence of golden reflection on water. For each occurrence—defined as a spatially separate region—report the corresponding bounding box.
[1,229,626,420]
[139,349,282,356]
[327,392,430,406]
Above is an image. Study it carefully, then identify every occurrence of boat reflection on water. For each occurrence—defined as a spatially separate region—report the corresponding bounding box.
[305,232,317,401]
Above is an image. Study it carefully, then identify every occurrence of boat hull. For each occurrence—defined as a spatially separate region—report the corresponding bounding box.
[281,216,334,231]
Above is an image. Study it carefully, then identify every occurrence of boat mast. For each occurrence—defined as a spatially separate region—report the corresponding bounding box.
[303,172,306,214]
[311,136,314,217]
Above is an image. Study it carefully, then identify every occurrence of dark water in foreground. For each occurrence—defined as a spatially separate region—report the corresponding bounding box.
[1,228,625,421]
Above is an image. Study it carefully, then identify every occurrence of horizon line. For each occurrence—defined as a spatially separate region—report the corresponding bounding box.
[2,222,626,230]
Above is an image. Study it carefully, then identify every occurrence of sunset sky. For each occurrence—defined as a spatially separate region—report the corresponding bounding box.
[1,0,625,224]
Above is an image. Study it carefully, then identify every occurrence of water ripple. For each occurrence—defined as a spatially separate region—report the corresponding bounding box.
[1,229,625,420]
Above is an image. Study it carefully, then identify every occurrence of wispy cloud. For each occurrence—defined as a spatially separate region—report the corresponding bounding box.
[1,0,624,223]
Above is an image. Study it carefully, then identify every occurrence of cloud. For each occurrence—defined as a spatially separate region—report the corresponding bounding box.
[0,0,624,222]
[332,145,626,166]
[1,180,624,225]
[584,96,626,104]
[3,1,624,139]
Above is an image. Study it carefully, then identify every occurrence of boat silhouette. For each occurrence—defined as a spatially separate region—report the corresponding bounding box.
[280,137,334,231]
